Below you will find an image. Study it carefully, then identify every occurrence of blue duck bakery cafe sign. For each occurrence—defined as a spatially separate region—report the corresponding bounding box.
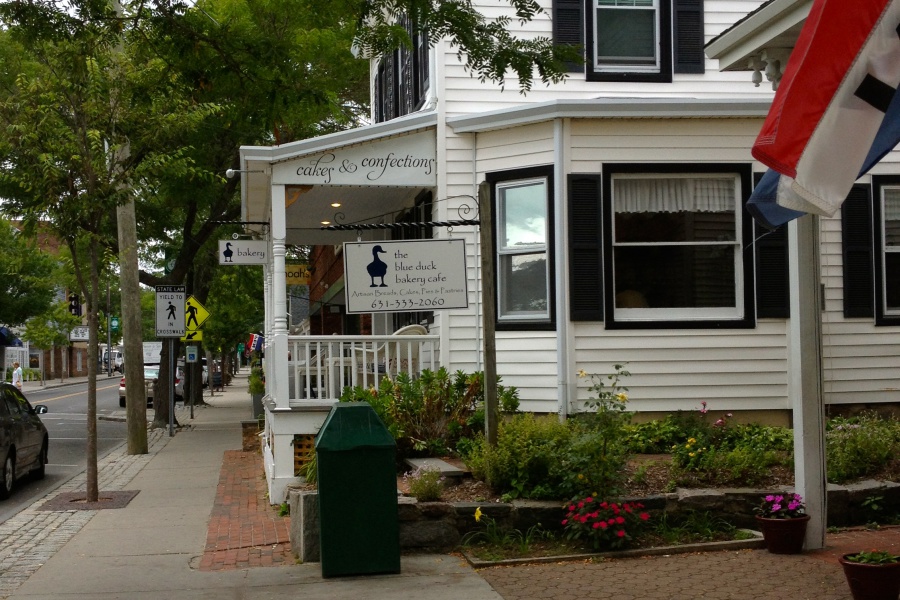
[343,240,468,314]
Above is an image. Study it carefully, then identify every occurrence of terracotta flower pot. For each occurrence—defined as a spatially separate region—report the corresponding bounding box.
[839,555,900,600]
[754,514,810,554]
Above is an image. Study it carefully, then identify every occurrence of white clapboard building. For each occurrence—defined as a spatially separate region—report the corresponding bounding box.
[236,0,900,503]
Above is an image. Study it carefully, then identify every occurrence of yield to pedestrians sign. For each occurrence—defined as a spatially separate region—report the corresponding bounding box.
[185,296,210,331]
[155,286,186,337]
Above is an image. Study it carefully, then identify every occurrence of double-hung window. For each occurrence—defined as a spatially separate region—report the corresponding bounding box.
[876,181,900,320]
[492,170,554,326]
[604,167,750,325]
[595,0,660,72]
[553,0,704,82]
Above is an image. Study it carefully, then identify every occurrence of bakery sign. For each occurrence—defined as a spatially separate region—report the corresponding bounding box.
[343,239,469,314]
[272,130,436,187]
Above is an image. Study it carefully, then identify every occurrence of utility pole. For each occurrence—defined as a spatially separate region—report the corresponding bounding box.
[112,0,147,454]
[107,279,112,377]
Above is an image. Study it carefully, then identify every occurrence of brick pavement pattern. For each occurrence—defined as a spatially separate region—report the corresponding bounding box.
[197,450,293,571]
[478,527,900,600]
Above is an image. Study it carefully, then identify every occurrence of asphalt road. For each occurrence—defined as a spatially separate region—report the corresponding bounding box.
[0,378,127,523]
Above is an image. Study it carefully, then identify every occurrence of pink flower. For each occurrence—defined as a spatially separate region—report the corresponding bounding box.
[561,519,568,525]
[616,530,626,537]
[616,516,625,525]
[599,521,608,529]
[608,519,616,525]
[585,497,593,503]
[568,505,575,511]
[578,502,584,509]
[640,513,650,521]
[592,523,601,529]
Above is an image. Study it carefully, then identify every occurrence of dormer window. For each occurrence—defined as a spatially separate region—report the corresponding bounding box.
[554,0,704,82]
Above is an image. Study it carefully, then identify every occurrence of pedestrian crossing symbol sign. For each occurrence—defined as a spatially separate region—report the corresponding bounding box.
[185,296,210,331]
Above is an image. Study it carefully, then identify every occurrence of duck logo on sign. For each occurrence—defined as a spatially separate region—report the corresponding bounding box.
[219,240,267,265]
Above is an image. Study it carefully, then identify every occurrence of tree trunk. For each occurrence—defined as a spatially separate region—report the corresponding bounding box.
[118,199,148,452]
[84,239,99,502]
[152,340,179,430]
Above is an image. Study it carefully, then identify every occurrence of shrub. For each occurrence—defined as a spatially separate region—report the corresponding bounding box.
[562,497,650,551]
[549,424,630,499]
[464,413,573,500]
[624,418,686,453]
[339,368,519,459]
[403,466,444,501]
[673,445,782,487]
[826,414,899,482]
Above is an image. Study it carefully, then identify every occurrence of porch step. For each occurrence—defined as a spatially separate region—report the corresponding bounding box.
[404,457,468,479]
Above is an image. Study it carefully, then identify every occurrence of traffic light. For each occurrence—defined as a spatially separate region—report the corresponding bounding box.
[68,293,82,316]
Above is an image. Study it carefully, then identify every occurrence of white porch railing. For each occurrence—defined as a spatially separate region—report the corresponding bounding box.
[287,334,439,403]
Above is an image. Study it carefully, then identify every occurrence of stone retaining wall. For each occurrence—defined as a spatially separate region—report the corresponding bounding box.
[288,479,900,563]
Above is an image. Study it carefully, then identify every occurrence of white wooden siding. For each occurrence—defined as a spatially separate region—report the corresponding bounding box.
[436,0,774,119]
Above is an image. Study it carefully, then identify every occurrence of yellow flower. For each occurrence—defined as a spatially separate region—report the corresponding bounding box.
[688,437,696,444]
[616,392,628,402]
[577,369,588,378]
[685,444,691,449]
[689,452,695,457]
[577,474,584,480]
[474,507,483,522]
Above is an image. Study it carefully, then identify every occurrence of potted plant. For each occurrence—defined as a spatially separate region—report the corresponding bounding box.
[753,492,810,554]
[839,550,900,600]
[248,367,265,418]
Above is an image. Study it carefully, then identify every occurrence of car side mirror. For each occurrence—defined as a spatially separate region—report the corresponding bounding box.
[34,405,48,414]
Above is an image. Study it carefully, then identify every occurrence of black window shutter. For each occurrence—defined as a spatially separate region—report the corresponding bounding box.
[842,185,875,318]
[752,172,790,318]
[754,223,790,318]
[673,0,705,74]
[554,0,585,73]
[568,175,603,320]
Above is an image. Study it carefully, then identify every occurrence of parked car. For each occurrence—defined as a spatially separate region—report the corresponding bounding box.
[118,366,159,407]
[0,382,49,499]
[103,349,124,373]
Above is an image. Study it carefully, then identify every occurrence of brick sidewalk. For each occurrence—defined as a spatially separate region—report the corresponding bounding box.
[479,527,900,600]
[198,450,293,571]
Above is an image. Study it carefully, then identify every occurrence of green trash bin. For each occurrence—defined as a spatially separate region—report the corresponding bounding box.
[315,402,400,577]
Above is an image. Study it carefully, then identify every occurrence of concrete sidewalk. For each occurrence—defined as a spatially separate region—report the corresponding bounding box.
[3,370,502,600]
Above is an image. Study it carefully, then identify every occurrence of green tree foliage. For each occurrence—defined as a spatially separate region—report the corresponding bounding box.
[0,220,57,327]
[23,301,82,355]
[204,265,264,357]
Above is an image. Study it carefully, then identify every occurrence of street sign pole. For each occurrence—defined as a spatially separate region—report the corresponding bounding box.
[155,285,186,438]
[169,339,175,437]
[107,280,112,378]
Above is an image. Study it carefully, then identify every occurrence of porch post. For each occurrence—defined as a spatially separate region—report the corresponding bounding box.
[270,184,290,410]
[788,214,827,550]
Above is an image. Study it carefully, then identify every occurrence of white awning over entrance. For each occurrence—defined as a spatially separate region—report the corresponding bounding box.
[238,112,438,246]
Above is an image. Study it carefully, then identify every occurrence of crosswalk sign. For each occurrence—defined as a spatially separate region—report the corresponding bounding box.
[185,296,210,331]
